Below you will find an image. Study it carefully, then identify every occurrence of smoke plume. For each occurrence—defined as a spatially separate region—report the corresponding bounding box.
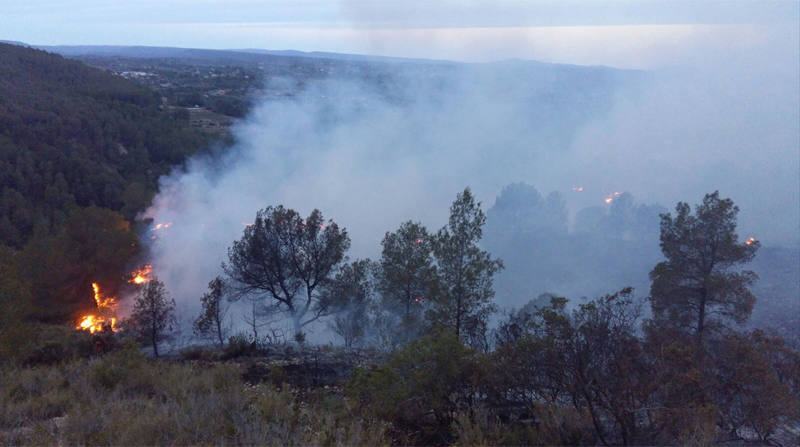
[143,27,798,336]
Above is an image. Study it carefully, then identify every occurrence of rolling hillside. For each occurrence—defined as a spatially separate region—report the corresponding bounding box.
[0,43,217,248]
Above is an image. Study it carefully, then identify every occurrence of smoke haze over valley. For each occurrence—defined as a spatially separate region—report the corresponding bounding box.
[3,3,800,445]
[138,23,798,333]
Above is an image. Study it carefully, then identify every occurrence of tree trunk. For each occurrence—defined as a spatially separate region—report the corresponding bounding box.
[250,300,259,339]
[151,318,159,357]
[455,295,462,338]
[576,370,609,446]
[292,316,302,339]
[697,288,707,342]
[583,388,609,446]
[216,318,224,348]
[405,288,411,318]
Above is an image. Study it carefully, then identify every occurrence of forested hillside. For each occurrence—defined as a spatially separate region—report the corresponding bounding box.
[0,43,218,248]
[0,42,797,446]
[0,43,219,323]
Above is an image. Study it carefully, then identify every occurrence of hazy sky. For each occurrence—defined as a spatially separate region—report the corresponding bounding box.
[2,1,797,67]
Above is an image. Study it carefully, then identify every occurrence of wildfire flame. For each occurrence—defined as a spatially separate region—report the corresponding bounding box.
[77,315,117,334]
[91,282,116,308]
[129,265,153,285]
[151,222,172,231]
[76,283,119,334]
[604,191,623,204]
[745,237,756,246]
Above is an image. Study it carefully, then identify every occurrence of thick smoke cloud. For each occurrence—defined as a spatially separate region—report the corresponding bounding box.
[143,27,798,333]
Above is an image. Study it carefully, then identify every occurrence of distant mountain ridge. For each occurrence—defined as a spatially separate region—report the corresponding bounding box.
[26,42,638,73]
[38,44,446,65]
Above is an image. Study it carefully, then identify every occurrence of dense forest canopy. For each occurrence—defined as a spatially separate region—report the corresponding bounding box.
[0,43,218,248]
[0,43,222,323]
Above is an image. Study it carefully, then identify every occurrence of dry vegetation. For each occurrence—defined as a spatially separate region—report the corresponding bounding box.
[0,342,388,446]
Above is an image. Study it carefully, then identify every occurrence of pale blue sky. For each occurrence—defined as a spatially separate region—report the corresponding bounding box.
[1,1,798,67]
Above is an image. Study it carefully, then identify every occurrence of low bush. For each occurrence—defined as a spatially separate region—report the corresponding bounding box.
[221,332,258,359]
[20,324,95,365]
[2,346,388,446]
[346,329,479,445]
[0,365,72,431]
[180,344,219,361]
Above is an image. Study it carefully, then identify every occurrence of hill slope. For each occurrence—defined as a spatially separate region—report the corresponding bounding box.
[0,43,216,247]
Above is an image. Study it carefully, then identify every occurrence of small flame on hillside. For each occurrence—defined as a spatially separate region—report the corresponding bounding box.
[152,222,172,231]
[77,315,117,334]
[129,265,153,284]
[745,237,756,245]
[76,283,118,334]
[605,191,623,204]
[91,282,115,308]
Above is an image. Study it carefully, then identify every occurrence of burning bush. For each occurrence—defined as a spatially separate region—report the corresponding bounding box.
[75,283,119,335]
[19,207,138,324]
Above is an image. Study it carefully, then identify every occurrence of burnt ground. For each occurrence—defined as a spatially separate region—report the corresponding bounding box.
[175,343,385,390]
[238,347,380,389]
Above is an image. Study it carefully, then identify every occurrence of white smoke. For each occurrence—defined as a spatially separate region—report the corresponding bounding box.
[142,26,798,337]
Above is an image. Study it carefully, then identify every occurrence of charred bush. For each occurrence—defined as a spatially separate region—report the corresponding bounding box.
[221,333,258,359]
[180,345,219,361]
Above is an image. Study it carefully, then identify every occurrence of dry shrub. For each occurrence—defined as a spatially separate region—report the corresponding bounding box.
[3,350,387,446]
[0,365,72,430]
[18,324,95,366]
[671,404,719,447]
[452,404,595,446]
[180,344,218,361]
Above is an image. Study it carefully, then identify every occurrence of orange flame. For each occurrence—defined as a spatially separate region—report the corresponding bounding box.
[151,222,172,231]
[129,265,153,285]
[77,315,117,334]
[745,237,756,246]
[604,191,623,204]
[92,282,117,308]
[76,283,119,334]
